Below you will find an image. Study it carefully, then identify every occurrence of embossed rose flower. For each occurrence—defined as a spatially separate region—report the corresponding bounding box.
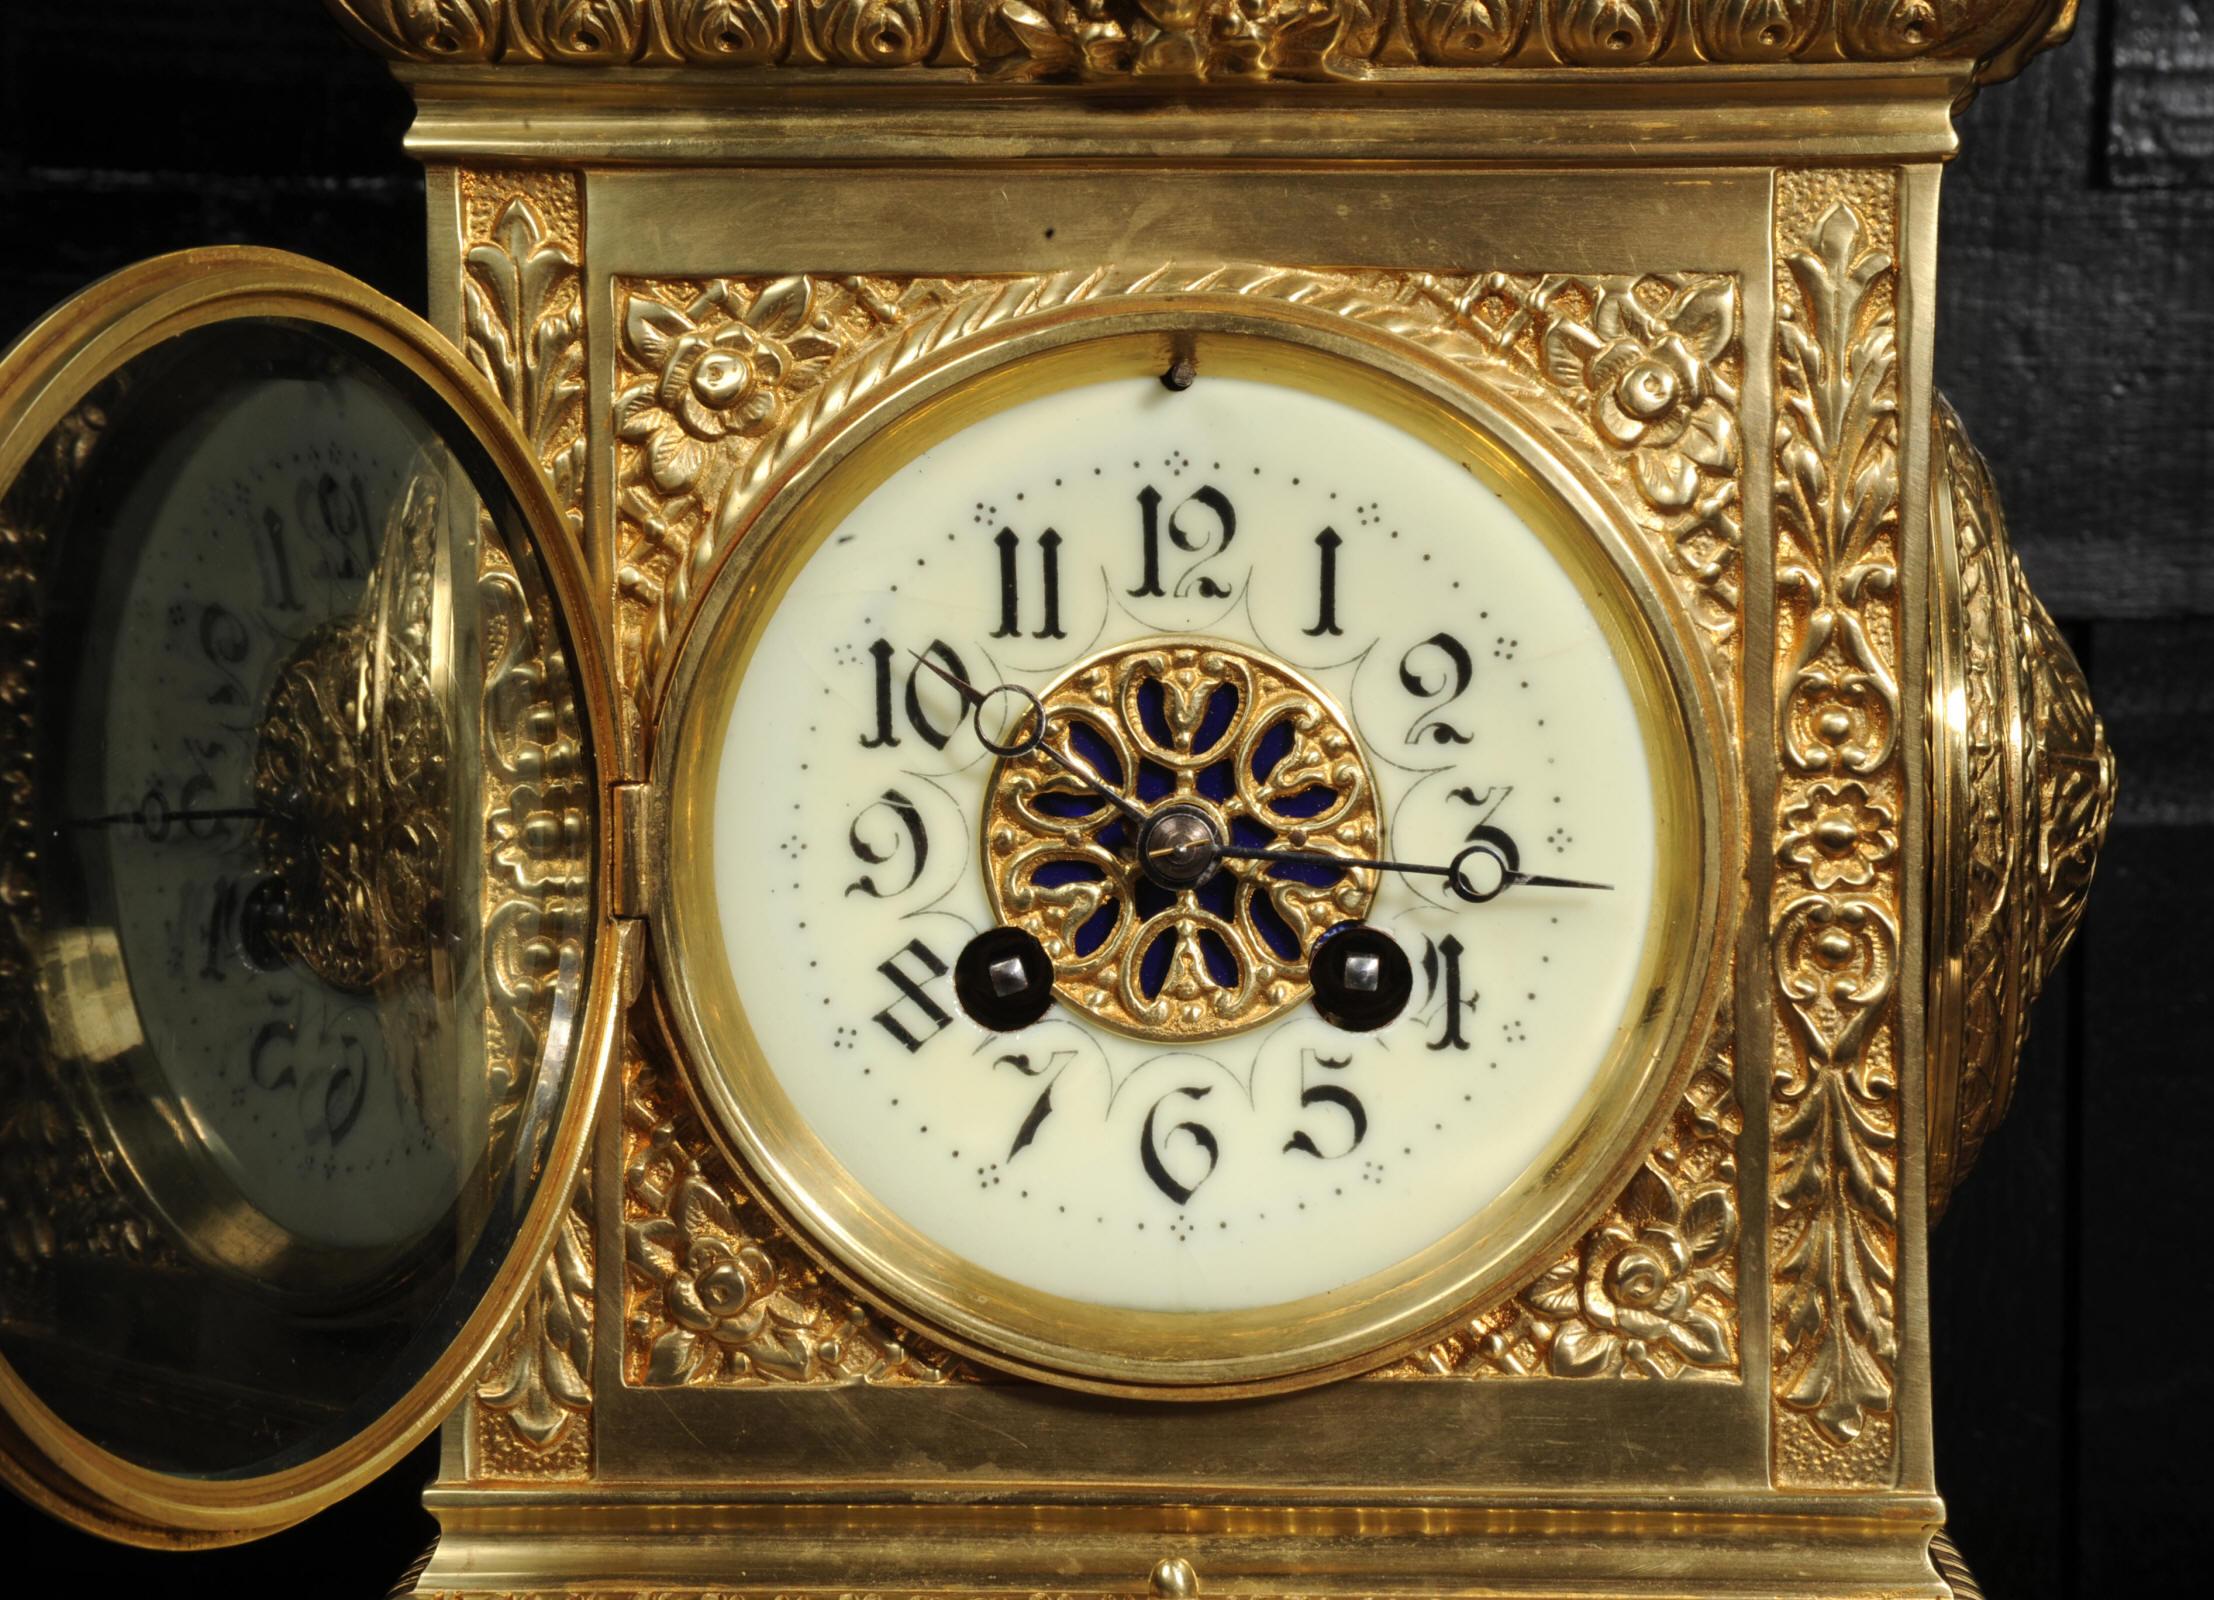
[1542,277,1738,511]
[1526,1166,1736,1379]
[629,1165,839,1385]
[1780,781,1897,890]
[616,278,837,495]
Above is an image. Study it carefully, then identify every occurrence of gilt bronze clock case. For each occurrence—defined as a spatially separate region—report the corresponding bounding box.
[0,3,2117,1597]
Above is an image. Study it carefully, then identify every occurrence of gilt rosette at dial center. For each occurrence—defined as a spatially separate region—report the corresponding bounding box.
[984,637,1380,1043]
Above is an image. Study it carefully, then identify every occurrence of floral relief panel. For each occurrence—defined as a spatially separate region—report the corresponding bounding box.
[612,262,1748,1388]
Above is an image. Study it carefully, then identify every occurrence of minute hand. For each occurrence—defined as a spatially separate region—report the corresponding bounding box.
[1209,840,1613,904]
[907,651,1149,829]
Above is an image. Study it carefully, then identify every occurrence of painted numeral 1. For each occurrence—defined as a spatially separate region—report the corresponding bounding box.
[1304,526,1343,637]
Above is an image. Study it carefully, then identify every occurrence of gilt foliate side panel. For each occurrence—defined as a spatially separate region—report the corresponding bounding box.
[452,167,599,1478]
[1933,397,2036,1207]
[457,170,588,545]
[1769,169,1905,1487]
[614,264,1747,1388]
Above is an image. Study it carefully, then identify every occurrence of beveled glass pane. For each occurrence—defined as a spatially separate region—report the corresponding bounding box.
[0,315,595,1478]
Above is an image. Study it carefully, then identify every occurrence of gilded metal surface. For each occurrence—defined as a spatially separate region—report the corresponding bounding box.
[617,267,1744,724]
[1929,1527,1984,1600]
[458,179,586,546]
[0,0,2114,1575]
[1384,1011,1740,1380]
[622,1038,968,1387]
[450,169,603,1481]
[472,1177,595,1477]
[325,0,2074,85]
[405,1493,1961,1600]
[2023,561,2108,985]
[460,547,602,1475]
[649,316,1729,1397]
[177,0,2102,1578]
[1769,172,1905,1485]
[620,267,1743,1393]
[1925,398,2112,1218]
[465,510,603,1486]
[983,638,1380,1042]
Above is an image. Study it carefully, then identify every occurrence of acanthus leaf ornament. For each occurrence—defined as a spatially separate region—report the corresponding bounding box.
[1692,0,1821,57]
[1837,0,1965,58]
[463,192,586,541]
[648,0,792,60]
[458,172,600,1474]
[1403,0,1533,63]
[510,1,660,59]
[473,1177,595,1474]
[330,0,503,58]
[1770,176,1904,1477]
[1777,201,1900,781]
[322,0,2076,81]
[1542,0,1675,65]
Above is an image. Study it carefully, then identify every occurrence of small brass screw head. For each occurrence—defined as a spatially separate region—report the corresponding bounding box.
[1150,1557,1199,1598]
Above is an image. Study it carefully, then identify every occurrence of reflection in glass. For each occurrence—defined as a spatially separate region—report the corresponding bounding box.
[0,319,593,1478]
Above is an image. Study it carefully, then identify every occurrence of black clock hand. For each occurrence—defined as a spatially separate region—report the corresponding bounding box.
[1205,838,1612,904]
[66,804,270,832]
[908,650,1150,829]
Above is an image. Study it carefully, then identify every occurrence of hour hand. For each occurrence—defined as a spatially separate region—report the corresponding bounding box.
[907,651,1148,828]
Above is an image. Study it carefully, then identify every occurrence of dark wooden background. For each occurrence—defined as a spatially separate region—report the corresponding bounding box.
[0,3,2202,1594]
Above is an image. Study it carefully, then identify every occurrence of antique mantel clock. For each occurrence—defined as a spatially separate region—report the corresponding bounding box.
[0,4,2117,1597]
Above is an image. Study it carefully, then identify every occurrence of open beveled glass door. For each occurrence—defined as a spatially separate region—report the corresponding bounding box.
[0,250,619,1545]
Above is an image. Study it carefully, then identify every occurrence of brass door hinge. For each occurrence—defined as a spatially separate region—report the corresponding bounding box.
[609,780,656,921]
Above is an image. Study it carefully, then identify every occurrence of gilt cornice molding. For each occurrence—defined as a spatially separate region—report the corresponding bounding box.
[325,0,2072,90]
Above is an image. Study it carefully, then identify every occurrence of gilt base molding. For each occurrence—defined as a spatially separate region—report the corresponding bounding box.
[404,1490,1961,1600]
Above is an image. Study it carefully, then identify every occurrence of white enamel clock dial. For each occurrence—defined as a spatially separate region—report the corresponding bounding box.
[698,361,1686,1328]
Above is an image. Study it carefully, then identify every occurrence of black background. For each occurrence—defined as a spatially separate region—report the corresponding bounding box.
[0,3,2203,1595]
